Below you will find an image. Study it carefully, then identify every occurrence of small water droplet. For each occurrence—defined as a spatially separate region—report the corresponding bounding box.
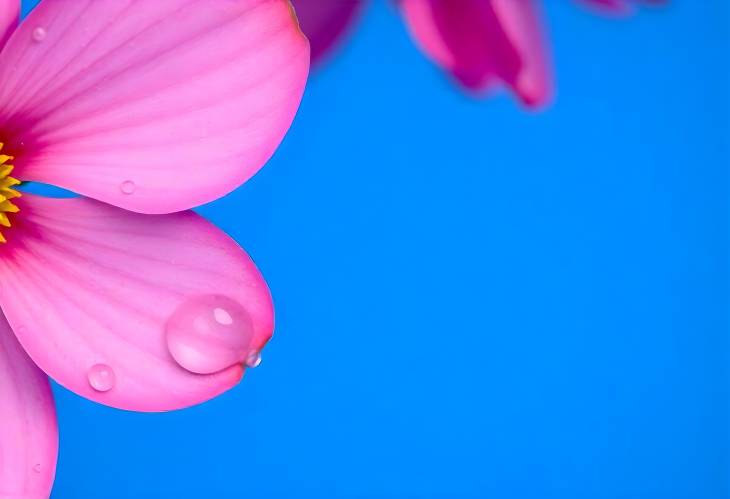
[33,464,41,473]
[120,180,136,195]
[165,294,257,374]
[245,350,261,368]
[87,364,115,392]
[32,27,46,42]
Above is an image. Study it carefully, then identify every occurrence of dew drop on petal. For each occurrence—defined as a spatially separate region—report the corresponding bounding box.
[245,350,262,368]
[31,27,46,42]
[87,364,116,392]
[33,464,41,474]
[120,180,136,195]
[165,294,256,375]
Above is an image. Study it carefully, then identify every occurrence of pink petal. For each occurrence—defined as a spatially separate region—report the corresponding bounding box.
[0,312,58,498]
[399,0,552,108]
[0,194,274,412]
[578,0,629,11]
[0,0,309,214]
[0,0,18,48]
[576,0,665,15]
[290,0,365,66]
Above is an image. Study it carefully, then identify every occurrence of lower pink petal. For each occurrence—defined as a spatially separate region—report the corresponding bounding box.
[290,0,365,66]
[0,311,58,498]
[399,0,552,108]
[0,0,309,214]
[0,194,274,412]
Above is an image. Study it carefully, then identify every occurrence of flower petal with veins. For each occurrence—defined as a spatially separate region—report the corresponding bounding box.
[0,0,309,214]
[0,194,274,412]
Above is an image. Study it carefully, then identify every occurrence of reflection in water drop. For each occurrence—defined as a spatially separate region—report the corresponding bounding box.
[120,180,136,194]
[165,294,257,374]
[245,350,261,368]
[87,364,115,392]
[213,307,233,325]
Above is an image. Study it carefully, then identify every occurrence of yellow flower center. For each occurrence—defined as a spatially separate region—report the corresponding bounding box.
[0,143,21,243]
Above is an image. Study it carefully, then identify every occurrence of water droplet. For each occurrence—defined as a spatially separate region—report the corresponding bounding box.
[120,180,136,195]
[245,350,261,368]
[165,294,257,374]
[32,27,46,42]
[33,464,41,474]
[87,364,115,392]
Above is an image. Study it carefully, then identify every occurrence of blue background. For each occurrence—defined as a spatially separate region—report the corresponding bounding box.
[20,0,728,498]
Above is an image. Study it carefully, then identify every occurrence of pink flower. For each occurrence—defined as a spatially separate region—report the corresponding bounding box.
[0,1,309,497]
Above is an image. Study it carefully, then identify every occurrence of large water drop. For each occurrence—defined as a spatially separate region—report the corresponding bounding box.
[165,294,256,374]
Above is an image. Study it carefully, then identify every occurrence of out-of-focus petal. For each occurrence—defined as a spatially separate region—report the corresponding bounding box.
[0,311,57,498]
[0,194,274,412]
[0,0,18,48]
[577,0,631,13]
[399,0,552,108]
[576,0,666,15]
[290,0,365,66]
[0,0,309,214]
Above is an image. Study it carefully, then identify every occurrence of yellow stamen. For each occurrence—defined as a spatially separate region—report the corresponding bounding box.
[0,143,20,243]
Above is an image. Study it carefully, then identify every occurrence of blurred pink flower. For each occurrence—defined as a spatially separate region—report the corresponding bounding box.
[290,0,365,67]
[577,0,665,15]
[0,0,309,497]
[292,0,663,108]
[400,0,551,107]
